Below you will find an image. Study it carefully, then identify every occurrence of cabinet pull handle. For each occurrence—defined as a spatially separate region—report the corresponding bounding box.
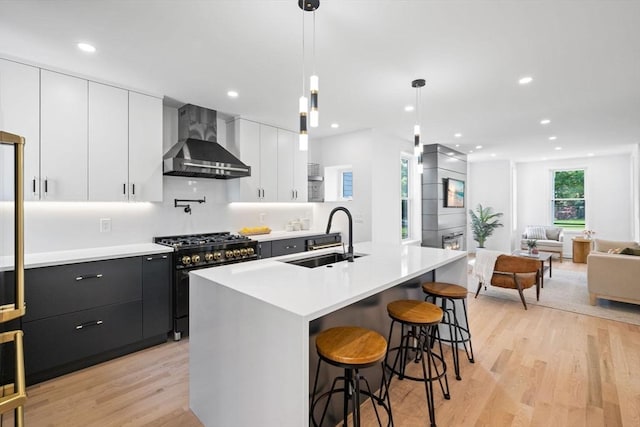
[75,320,103,330]
[75,273,103,281]
[131,183,136,195]
[123,183,126,194]
[44,177,48,193]
[146,255,168,261]
[285,245,297,249]
[261,188,264,198]
[32,178,36,193]
[295,190,298,199]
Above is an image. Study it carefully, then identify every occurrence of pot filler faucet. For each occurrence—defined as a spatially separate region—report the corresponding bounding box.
[326,206,354,262]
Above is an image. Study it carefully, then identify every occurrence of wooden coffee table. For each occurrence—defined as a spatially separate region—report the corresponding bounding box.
[512,250,553,288]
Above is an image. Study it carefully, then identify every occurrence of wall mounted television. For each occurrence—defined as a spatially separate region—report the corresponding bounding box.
[444,178,465,208]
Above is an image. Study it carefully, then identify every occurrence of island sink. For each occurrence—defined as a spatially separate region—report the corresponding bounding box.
[283,252,365,268]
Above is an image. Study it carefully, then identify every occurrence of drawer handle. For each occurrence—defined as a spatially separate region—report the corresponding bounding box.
[146,255,169,261]
[75,273,103,281]
[75,320,103,330]
[285,245,297,249]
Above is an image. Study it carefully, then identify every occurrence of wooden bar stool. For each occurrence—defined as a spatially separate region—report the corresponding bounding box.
[422,282,475,381]
[310,326,393,427]
[383,300,450,427]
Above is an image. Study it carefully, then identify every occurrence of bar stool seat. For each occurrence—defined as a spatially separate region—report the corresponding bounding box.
[384,300,450,427]
[311,326,393,427]
[422,282,475,381]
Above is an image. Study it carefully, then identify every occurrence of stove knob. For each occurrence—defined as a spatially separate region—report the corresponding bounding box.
[240,248,248,256]
[233,249,241,257]
[181,255,192,265]
[247,247,255,255]
[192,254,201,264]
[225,250,234,259]
[214,251,222,260]
[205,253,214,262]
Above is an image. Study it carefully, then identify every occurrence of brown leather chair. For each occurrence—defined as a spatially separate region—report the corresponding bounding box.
[474,254,541,310]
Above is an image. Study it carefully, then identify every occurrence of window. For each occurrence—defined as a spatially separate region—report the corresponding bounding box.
[552,169,585,229]
[341,171,353,199]
[401,157,410,239]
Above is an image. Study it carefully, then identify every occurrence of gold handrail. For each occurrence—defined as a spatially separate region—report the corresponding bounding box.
[0,130,27,426]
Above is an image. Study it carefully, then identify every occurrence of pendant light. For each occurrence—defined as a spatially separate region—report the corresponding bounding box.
[298,0,319,151]
[412,78,425,174]
[309,7,319,128]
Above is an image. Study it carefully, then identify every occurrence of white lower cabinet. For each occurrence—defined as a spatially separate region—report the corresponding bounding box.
[40,70,88,201]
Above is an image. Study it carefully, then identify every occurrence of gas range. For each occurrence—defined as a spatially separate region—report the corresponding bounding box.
[154,232,259,341]
[154,232,258,269]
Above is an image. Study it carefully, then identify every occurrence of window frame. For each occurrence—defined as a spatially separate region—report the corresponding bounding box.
[550,167,587,230]
[401,154,411,241]
[339,169,353,201]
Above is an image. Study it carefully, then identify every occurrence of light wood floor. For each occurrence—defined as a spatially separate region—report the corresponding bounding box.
[6,259,640,426]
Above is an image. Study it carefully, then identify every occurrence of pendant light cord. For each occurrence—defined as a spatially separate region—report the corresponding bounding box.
[302,8,306,95]
[312,11,316,74]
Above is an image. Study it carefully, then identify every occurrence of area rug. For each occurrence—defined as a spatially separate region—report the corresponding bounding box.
[468,269,640,326]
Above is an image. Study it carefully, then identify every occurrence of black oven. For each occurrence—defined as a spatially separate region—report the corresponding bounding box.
[155,232,259,340]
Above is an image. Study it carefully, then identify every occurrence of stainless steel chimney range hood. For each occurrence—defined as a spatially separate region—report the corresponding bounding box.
[163,104,251,179]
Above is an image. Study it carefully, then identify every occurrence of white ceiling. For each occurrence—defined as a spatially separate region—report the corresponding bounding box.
[1,0,638,162]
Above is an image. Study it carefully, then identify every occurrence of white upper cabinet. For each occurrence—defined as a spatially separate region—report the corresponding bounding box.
[0,59,40,201]
[88,82,129,201]
[277,129,307,202]
[227,118,277,202]
[40,70,88,201]
[259,124,278,202]
[128,91,163,202]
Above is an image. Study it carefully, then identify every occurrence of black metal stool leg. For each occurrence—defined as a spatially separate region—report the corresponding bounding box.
[461,299,475,363]
[447,299,462,380]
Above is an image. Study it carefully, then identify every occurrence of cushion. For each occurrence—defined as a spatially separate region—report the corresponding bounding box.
[594,239,640,253]
[607,248,623,254]
[545,228,561,241]
[620,247,640,256]
[525,226,547,240]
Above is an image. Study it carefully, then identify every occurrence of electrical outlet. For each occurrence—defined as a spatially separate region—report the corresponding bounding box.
[100,218,112,233]
[259,213,266,224]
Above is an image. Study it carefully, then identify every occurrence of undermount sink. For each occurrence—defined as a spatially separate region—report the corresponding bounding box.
[283,252,365,268]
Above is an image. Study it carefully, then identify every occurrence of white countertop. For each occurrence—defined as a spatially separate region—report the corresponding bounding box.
[0,243,173,271]
[191,242,466,320]
[246,230,329,242]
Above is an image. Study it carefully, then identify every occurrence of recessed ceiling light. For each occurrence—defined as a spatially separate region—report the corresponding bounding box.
[549,136,557,141]
[404,105,414,112]
[555,146,562,150]
[77,42,96,53]
[540,119,551,125]
[330,123,339,129]
[454,133,462,138]
[447,152,454,156]
[475,145,483,149]
[227,90,239,98]
[587,153,595,157]
[468,150,473,153]
[455,144,460,147]
[518,76,533,85]
[491,153,496,157]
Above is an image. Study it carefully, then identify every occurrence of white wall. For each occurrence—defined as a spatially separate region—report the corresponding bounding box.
[467,160,513,252]
[516,154,634,245]
[632,144,640,241]
[310,129,415,246]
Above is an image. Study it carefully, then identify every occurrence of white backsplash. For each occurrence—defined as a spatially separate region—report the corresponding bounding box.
[0,175,316,256]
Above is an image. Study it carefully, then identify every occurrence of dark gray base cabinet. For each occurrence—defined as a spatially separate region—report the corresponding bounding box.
[22,253,171,385]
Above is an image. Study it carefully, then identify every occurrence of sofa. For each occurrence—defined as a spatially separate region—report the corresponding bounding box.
[520,225,564,261]
[587,238,640,306]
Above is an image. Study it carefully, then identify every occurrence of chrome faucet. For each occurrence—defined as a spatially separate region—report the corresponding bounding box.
[326,207,354,262]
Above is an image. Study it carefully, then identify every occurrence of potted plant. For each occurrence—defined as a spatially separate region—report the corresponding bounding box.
[526,239,538,254]
[469,204,503,248]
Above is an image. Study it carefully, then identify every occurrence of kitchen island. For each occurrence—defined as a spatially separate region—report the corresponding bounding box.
[189,242,467,426]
